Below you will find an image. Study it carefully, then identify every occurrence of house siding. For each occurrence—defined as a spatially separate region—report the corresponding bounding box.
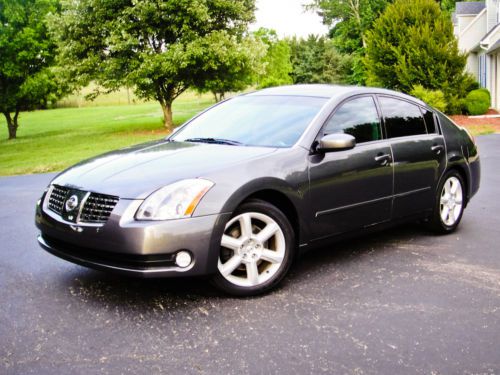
[486,0,499,31]
[455,1,500,110]
[458,10,487,51]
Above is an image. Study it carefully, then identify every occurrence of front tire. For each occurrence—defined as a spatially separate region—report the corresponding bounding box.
[428,170,465,234]
[212,199,295,296]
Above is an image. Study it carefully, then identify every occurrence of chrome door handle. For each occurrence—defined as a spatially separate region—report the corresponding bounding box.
[374,153,391,166]
[431,145,444,154]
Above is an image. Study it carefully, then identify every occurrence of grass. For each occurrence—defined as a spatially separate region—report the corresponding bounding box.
[461,124,496,136]
[0,92,214,176]
[54,83,148,108]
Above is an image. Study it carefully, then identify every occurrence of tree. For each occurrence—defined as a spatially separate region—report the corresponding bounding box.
[364,0,475,111]
[288,35,351,84]
[195,35,266,102]
[0,0,63,139]
[305,0,391,84]
[52,0,256,131]
[438,0,476,14]
[306,0,391,53]
[253,28,293,88]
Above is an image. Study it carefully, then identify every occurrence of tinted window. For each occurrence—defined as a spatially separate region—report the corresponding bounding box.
[324,96,381,143]
[173,95,327,148]
[379,97,427,138]
[421,108,437,134]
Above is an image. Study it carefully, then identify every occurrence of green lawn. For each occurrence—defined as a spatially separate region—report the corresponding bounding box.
[0,93,214,176]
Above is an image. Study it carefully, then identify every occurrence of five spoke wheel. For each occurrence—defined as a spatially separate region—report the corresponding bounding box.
[439,176,463,226]
[429,170,465,233]
[218,212,286,287]
[213,199,294,296]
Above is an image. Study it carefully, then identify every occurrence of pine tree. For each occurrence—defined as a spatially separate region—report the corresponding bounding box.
[364,0,475,111]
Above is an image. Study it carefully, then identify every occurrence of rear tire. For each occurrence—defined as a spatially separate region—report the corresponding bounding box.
[212,199,295,296]
[428,170,465,234]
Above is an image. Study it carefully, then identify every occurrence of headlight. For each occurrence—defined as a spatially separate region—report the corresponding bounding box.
[135,179,214,221]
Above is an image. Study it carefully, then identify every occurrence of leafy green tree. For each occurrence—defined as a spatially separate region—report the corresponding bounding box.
[196,35,266,102]
[288,35,351,84]
[306,0,391,84]
[253,28,293,88]
[0,0,64,139]
[52,0,255,131]
[438,0,476,14]
[364,0,475,112]
[306,0,391,53]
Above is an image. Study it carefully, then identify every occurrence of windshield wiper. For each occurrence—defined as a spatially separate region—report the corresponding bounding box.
[183,137,244,146]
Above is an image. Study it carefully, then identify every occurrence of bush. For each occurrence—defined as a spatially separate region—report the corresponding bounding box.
[445,95,467,115]
[476,88,491,101]
[465,89,490,115]
[410,85,447,112]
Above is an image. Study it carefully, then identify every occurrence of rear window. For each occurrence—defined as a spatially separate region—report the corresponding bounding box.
[379,97,427,138]
[421,108,437,134]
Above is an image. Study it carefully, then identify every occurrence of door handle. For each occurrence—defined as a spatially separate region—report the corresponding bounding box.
[431,145,444,154]
[374,153,392,166]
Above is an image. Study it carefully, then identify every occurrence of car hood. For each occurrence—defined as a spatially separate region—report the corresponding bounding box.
[51,140,278,199]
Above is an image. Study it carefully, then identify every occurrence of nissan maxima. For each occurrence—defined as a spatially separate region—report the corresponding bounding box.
[35,85,480,296]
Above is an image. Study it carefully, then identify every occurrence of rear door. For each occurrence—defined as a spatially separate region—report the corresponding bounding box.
[377,96,446,219]
[308,95,394,240]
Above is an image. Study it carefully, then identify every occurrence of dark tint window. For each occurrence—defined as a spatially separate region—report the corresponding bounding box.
[421,108,437,134]
[379,97,427,138]
[324,96,381,143]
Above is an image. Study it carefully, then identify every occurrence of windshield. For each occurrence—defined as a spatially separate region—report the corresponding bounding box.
[172,95,327,147]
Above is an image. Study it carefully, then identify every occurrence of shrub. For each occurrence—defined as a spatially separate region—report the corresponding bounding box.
[465,89,490,115]
[476,88,491,101]
[445,95,467,115]
[410,85,447,112]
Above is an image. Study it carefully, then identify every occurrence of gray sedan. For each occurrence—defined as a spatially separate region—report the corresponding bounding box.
[35,85,480,296]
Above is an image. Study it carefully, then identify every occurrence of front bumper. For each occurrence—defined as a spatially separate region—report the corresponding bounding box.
[35,197,230,278]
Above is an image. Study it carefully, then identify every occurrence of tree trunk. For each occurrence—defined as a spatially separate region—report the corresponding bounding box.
[212,92,225,103]
[3,111,19,140]
[161,102,174,132]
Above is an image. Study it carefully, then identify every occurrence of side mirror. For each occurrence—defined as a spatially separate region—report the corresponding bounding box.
[317,133,356,153]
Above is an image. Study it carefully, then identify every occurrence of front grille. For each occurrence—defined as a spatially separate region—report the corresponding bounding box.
[80,193,119,224]
[48,185,69,215]
[46,185,119,225]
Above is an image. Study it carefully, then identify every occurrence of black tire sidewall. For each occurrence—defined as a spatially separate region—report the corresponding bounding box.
[211,199,296,296]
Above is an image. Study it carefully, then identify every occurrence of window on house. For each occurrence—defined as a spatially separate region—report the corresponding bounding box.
[479,55,487,88]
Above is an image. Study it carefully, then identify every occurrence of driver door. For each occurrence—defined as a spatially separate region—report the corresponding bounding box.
[308,95,394,240]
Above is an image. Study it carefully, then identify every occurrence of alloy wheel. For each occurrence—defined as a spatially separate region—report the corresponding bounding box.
[439,176,463,226]
[217,212,286,288]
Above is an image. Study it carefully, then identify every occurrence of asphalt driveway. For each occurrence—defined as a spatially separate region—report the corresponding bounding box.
[1,135,499,374]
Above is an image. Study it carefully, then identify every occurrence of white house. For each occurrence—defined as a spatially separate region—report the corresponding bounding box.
[453,1,500,110]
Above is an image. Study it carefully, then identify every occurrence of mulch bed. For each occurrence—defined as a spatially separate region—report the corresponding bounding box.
[450,109,500,133]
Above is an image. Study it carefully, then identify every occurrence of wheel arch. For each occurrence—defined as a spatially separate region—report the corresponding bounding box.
[243,190,301,245]
[219,178,306,246]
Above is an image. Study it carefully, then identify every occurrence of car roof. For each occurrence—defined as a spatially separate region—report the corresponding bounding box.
[245,84,426,106]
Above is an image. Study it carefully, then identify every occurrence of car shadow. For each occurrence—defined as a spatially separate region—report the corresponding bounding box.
[59,223,433,308]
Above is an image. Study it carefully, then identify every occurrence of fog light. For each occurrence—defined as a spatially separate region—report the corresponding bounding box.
[175,251,192,268]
